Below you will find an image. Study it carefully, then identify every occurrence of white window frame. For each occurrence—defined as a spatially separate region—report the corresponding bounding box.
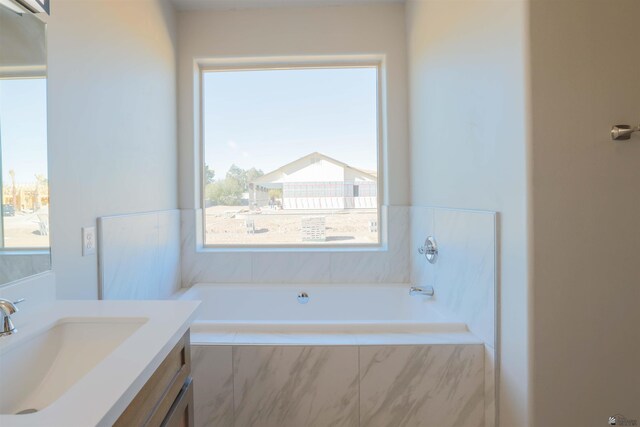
[196,55,388,251]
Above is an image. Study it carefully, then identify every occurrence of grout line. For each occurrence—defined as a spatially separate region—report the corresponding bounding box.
[231,345,236,427]
[358,345,361,427]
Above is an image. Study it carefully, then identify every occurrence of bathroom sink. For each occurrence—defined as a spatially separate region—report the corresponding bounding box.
[0,317,145,416]
[0,300,198,427]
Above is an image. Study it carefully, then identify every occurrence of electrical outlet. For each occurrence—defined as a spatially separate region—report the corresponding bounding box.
[82,226,96,256]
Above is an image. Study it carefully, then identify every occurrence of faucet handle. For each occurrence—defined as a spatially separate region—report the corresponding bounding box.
[417,236,439,264]
[12,298,25,313]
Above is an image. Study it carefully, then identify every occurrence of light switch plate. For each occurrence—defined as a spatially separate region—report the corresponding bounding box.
[82,226,96,256]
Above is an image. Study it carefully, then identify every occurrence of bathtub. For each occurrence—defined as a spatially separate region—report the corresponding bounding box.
[176,283,481,345]
[177,284,487,427]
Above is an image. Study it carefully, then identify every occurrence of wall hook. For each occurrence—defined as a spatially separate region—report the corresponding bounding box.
[611,124,640,141]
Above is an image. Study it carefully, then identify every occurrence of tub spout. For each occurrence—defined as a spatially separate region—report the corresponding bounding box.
[409,286,434,297]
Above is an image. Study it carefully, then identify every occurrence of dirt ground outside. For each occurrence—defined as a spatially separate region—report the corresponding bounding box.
[2,211,50,248]
[204,205,379,245]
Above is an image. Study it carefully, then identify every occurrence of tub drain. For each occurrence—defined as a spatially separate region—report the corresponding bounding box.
[16,408,38,415]
[297,292,309,304]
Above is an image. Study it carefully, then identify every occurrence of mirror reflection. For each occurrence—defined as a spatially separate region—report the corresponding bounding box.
[0,4,50,285]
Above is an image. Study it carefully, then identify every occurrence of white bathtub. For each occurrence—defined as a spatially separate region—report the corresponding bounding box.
[177,284,481,345]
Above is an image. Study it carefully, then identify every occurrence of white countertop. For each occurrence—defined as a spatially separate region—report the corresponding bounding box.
[0,300,199,427]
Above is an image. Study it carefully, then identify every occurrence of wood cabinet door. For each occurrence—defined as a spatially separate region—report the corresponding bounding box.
[161,378,194,427]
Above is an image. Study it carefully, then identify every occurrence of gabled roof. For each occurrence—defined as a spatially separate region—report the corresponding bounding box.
[251,152,377,185]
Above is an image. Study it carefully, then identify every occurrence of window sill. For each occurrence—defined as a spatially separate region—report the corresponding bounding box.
[0,248,50,256]
[196,244,388,254]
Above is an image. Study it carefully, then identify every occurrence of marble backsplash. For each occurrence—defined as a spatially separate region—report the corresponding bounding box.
[180,206,410,286]
[410,207,496,349]
[97,210,181,300]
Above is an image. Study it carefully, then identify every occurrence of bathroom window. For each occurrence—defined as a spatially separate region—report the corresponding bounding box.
[201,65,381,247]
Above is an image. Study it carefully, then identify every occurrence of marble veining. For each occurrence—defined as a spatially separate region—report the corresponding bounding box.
[411,206,497,427]
[252,252,331,284]
[330,206,410,284]
[233,346,359,427]
[157,211,182,299]
[411,207,496,348]
[191,343,485,427]
[98,210,181,300]
[360,345,484,427]
[191,346,234,427]
[433,209,496,348]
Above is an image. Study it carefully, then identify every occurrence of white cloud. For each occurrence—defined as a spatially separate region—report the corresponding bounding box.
[227,140,238,150]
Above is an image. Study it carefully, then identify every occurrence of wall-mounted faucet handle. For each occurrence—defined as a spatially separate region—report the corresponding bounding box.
[417,236,438,264]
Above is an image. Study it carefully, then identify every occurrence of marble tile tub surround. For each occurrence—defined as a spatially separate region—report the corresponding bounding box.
[98,210,181,300]
[191,343,484,427]
[191,346,234,427]
[360,345,484,427]
[410,207,497,349]
[180,205,410,286]
[411,207,496,427]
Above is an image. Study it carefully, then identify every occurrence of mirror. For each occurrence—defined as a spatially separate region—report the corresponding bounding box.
[0,5,50,285]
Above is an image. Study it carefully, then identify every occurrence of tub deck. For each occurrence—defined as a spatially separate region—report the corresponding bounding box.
[178,284,482,346]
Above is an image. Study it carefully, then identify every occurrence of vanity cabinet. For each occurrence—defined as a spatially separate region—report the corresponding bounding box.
[161,378,194,427]
[115,330,194,427]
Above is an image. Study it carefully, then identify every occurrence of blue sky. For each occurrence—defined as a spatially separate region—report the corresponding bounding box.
[0,78,48,185]
[202,67,379,179]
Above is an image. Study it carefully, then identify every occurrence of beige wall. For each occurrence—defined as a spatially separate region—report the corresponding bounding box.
[176,4,410,286]
[48,0,178,298]
[405,1,530,426]
[530,0,640,425]
[177,3,410,209]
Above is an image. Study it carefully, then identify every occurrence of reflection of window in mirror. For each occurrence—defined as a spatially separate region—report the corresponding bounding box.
[0,77,49,249]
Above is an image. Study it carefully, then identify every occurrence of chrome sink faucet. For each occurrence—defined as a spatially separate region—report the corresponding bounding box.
[0,298,24,337]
